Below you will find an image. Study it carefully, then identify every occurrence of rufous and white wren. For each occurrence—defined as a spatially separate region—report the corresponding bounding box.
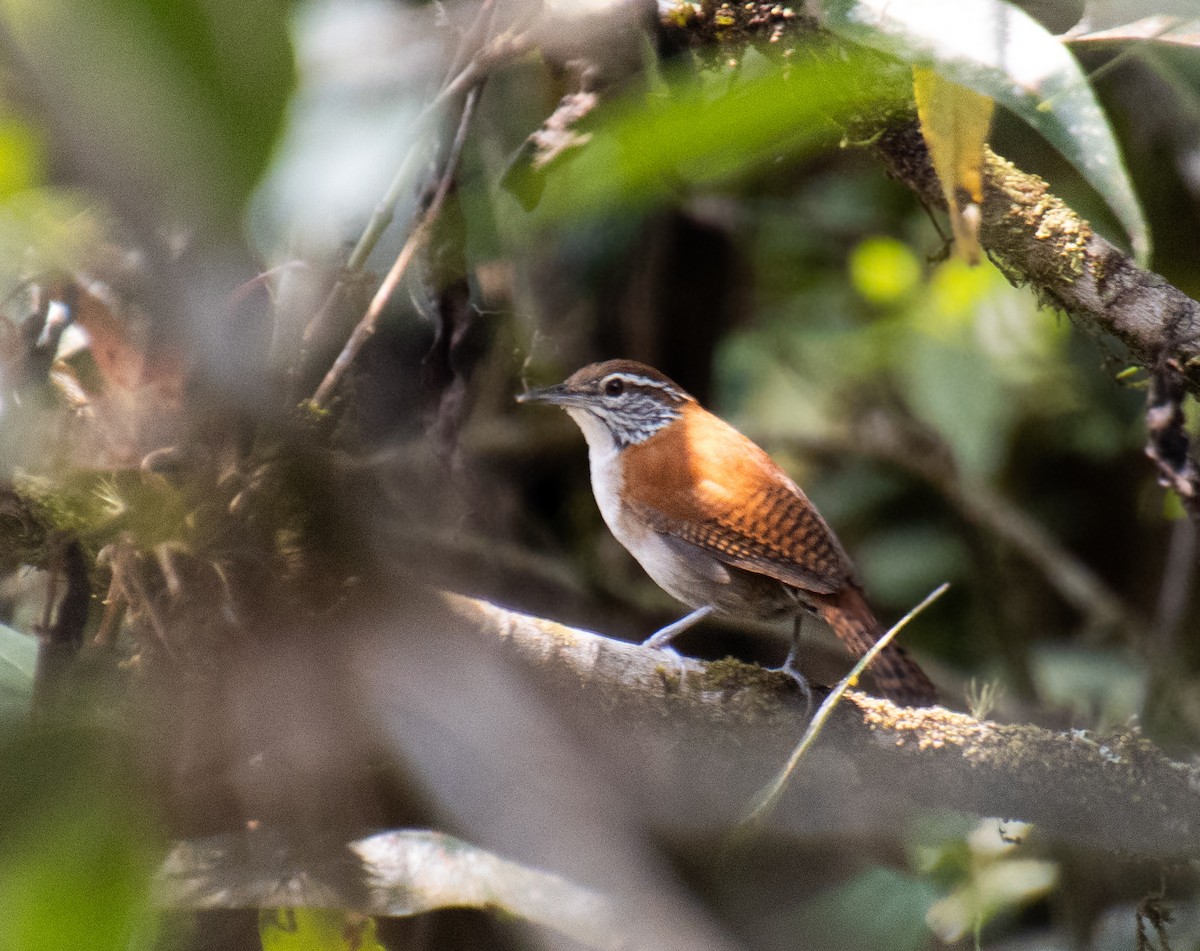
[518,359,936,707]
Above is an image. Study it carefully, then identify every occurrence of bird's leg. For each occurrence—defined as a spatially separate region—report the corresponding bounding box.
[778,615,815,715]
[642,605,715,650]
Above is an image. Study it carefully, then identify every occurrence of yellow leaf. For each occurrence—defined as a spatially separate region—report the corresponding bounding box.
[913,67,995,265]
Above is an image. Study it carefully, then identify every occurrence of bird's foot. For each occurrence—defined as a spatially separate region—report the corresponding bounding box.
[774,655,816,717]
[642,605,715,650]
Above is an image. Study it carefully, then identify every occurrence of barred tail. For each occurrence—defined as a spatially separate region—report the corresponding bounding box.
[818,587,937,707]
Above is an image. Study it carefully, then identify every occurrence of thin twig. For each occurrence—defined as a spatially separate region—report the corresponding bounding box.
[739,582,950,830]
[114,538,181,663]
[92,569,126,648]
[309,84,482,410]
[296,29,531,377]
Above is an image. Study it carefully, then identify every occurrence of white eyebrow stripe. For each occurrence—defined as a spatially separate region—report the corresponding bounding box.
[607,373,689,401]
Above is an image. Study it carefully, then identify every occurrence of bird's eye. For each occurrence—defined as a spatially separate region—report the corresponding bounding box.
[604,378,625,397]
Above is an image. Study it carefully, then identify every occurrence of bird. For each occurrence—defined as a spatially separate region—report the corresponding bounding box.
[517,359,936,707]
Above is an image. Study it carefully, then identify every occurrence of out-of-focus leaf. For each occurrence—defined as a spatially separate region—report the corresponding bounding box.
[0,621,36,721]
[1029,643,1145,725]
[259,909,385,951]
[0,731,160,951]
[912,67,994,264]
[823,0,1151,263]
[855,524,970,604]
[899,332,1011,476]
[1164,489,1188,520]
[915,818,1057,944]
[530,49,907,224]
[0,114,43,198]
[926,858,1057,941]
[252,0,442,254]
[0,0,294,229]
[160,829,626,950]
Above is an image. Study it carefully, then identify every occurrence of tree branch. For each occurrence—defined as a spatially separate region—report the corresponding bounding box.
[158,828,626,951]
[440,594,1200,857]
[873,123,1200,392]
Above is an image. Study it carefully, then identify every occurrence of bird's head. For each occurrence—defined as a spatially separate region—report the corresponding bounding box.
[517,359,694,451]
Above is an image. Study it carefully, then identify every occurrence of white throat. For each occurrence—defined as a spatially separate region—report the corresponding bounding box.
[564,406,623,531]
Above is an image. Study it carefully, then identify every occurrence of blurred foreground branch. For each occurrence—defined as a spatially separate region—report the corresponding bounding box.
[157,589,1200,923]
[159,829,625,951]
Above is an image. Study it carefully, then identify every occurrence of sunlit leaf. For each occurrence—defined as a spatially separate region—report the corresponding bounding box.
[259,909,386,951]
[531,49,907,224]
[823,0,1151,262]
[0,0,294,229]
[912,67,994,264]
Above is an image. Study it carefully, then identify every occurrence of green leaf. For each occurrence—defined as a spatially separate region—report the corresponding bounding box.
[0,622,37,722]
[530,48,907,225]
[259,909,386,951]
[823,0,1151,263]
[0,0,295,229]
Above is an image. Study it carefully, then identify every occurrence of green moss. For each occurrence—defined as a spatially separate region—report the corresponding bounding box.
[700,656,793,693]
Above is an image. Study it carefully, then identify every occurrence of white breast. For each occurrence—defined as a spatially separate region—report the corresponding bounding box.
[566,407,725,610]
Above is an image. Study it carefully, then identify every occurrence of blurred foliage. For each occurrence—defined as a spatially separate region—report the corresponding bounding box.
[520,46,908,227]
[778,866,938,951]
[0,0,1197,949]
[913,816,1056,943]
[0,0,293,231]
[0,728,160,951]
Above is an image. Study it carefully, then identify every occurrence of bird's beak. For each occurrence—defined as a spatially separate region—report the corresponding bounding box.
[516,383,576,406]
